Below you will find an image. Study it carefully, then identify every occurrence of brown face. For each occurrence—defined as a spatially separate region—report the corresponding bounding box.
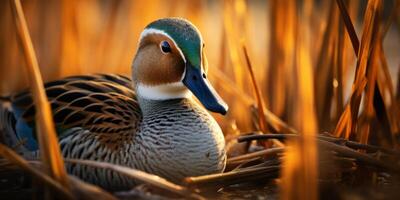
[132,34,185,86]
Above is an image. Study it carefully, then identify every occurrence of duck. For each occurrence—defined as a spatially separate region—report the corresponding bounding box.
[0,18,228,191]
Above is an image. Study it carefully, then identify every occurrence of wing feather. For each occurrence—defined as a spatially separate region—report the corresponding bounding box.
[7,74,141,151]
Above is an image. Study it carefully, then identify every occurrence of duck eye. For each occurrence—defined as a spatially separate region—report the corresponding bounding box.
[160,41,171,53]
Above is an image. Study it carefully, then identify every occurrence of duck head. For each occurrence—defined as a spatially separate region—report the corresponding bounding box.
[132,18,228,115]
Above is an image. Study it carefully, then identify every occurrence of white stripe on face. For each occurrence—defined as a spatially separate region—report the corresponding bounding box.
[136,82,192,100]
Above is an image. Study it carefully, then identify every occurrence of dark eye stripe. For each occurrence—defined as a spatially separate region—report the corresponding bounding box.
[160,41,171,53]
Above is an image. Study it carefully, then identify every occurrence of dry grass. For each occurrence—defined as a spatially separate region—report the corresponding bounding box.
[0,0,399,199]
[8,0,69,193]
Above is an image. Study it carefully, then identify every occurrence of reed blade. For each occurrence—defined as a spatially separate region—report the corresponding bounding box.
[65,159,204,200]
[333,0,383,140]
[242,44,268,133]
[336,0,360,54]
[281,1,318,199]
[0,144,74,199]
[9,0,69,188]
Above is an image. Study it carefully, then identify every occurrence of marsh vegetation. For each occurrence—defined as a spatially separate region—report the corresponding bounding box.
[0,0,399,199]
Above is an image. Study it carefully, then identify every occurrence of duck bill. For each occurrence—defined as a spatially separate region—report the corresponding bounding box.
[183,63,228,115]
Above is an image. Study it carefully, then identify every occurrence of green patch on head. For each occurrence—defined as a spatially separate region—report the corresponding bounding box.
[146,18,202,68]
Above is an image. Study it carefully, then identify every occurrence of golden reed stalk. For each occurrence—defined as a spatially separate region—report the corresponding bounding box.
[9,0,70,189]
[281,1,318,199]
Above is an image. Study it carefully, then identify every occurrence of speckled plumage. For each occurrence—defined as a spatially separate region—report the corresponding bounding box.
[0,18,227,191]
[0,74,226,190]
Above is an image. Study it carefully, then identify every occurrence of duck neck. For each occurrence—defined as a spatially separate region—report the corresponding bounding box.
[137,96,192,117]
[134,82,193,116]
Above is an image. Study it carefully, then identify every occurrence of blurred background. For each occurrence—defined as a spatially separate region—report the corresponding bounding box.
[0,0,399,145]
